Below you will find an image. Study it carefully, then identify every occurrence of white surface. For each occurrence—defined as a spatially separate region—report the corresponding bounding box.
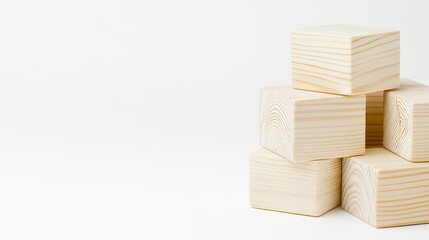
[1,0,429,239]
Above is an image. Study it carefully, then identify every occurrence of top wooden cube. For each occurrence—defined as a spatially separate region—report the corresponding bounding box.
[292,25,400,95]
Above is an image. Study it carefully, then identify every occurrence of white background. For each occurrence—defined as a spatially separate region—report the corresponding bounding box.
[1,0,429,239]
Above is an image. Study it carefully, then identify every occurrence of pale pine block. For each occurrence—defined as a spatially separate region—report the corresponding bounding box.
[342,148,429,228]
[365,78,422,147]
[383,80,429,162]
[250,148,341,216]
[366,91,384,147]
[260,86,365,162]
[292,25,400,95]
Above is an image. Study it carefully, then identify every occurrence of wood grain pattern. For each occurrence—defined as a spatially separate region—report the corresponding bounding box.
[365,79,422,147]
[342,148,429,228]
[366,91,384,147]
[250,148,341,216]
[291,24,400,95]
[383,79,429,162]
[260,86,365,162]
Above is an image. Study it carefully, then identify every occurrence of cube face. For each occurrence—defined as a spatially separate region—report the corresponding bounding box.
[412,103,429,160]
[383,91,413,159]
[259,88,295,161]
[365,91,384,147]
[260,86,365,162]
[342,156,377,226]
[292,25,400,95]
[383,85,429,162]
[250,148,341,216]
[342,148,429,228]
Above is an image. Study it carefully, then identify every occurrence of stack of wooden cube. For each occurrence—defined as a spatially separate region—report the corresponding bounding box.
[250,25,429,228]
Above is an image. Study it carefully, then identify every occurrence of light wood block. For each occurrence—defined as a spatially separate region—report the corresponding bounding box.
[366,91,384,147]
[383,80,429,162]
[366,78,424,148]
[260,86,365,162]
[250,148,341,216]
[292,24,400,95]
[342,148,429,228]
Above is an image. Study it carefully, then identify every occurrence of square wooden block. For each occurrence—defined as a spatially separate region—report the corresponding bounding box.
[383,79,429,162]
[260,86,365,162]
[342,148,429,228]
[292,24,400,95]
[365,78,421,147]
[250,148,341,216]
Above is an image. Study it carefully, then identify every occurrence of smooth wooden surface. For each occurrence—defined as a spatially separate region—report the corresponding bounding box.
[342,148,429,228]
[250,148,341,216]
[366,91,384,147]
[383,80,429,162]
[365,79,423,148]
[260,86,365,162]
[291,24,400,95]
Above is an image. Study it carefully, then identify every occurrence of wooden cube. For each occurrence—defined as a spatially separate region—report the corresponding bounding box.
[365,78,422,147]
[383,80,429,162]
[250,148,341,216]
[366,91,384,147]
[342,148,429,228]
[260,86,365,162]
[292,24,400,95]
